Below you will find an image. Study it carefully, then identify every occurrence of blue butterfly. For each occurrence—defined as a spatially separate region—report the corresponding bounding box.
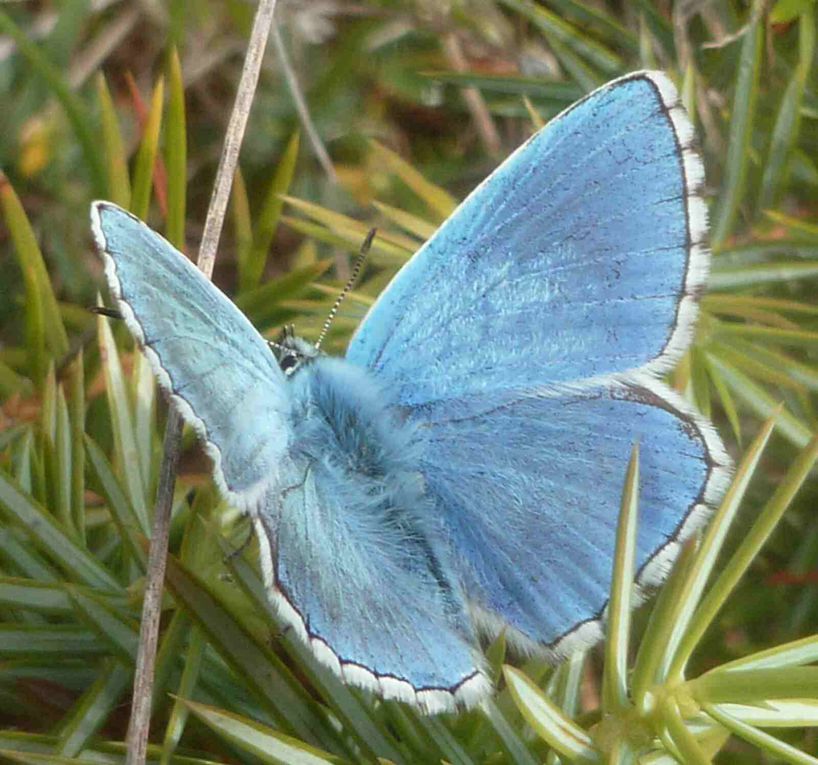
[91,71,732,714]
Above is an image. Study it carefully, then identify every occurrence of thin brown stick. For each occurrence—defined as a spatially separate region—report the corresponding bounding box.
[442,33,501,158]
[270,24,347,278]
[124,409,181,765]
[124,2,280,763]
[271,23,337,184]
[198,0,281,278]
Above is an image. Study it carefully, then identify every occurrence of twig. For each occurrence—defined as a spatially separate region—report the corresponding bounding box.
[0,0,121,64]
[272,23,337,184]
[68,5,140,88]
[198,0,281,278]
[270,26,345,279]
[442,33,501,158]
[123,1,280,763]
[124,410,182,765]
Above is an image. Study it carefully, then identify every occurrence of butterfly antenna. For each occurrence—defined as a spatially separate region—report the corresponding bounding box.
[268,325,295,356]
[314,228,375,351]
[89,305,124,320]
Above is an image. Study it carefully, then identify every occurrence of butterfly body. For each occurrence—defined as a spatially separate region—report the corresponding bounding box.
[282,355,436,554]
[92,70,732,714]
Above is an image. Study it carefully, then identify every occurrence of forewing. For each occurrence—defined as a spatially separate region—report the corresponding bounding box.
[347,71,707,405]
[92,202,291,510]
[413,378,731,655]
[254,457,490,713]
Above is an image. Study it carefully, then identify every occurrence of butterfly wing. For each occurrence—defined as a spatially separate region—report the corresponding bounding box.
[345,72,731,654]
[347,71,707,407]
[253,453,489,713]
[91,202,290,510]
[412,377,730,654]
[94,203,488,711]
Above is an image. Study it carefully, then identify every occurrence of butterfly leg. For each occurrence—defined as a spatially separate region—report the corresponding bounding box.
[223,463,310,566]
[89,305,124,320]
[281,462,313,502]
[223,516,255,563]
[253,460,314,568]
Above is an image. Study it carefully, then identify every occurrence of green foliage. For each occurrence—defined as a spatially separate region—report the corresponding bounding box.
[1,1,817,762]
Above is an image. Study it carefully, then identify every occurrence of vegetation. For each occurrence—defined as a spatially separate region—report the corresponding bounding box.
[1,0,817,762]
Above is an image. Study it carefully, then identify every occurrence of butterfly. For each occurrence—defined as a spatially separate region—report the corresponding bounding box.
[91,70,732,714]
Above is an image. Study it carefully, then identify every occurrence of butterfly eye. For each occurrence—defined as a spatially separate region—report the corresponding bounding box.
[279,353,301,376]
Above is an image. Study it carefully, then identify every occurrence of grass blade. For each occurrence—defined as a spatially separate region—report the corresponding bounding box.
[713,323,818,348]
[96,311,148,523]
[241,132,300,292]
[713,699,818,727]
[757,4,814,210]
[54,659,132,758]
[692,667,818,704]
[499,0,622,75]
[680,435,818,666]
[709,261,818,289]
[0,624,105,658]
[665,414,777,679]
[479,698,539,765]
[180,699,340,765]
[711,8,763,249]
[68,587,139,663]
[282,217,410,263]
[368,140,457,221]
[283,195,419,252]
[165,47,187,250]
[706,353,812,447]
[161,549,342,752]
[372,200,435,240]
[704,704,818,765]
[0,172,69,381]
[602,444,639,713]
[130,77,165,221]
[160,625,205,765]
[0,11,105,192]
[131,351,157,502]
[705,356,742,443]
[503,666,599,763]
[631,538,698,709]
[0,472,118,590]
[66,353,85,543]
[52,384,73,535]
[84,434,149,567]
[96,73,131,207]
[717,634,818,673]
[231,168,253,274]
[661,697,711,765]
[235,259,333,327]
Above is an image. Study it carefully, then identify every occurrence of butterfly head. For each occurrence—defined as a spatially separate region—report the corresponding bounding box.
[270,325,318,378]
[270,228,376,377]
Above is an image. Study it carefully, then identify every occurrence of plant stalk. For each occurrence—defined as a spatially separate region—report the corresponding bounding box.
[124,1,280,762]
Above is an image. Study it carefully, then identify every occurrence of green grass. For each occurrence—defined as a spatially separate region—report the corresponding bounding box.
[1,1,818,762]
